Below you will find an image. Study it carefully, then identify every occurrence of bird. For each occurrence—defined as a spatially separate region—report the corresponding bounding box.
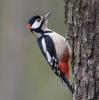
[28,12,73,93]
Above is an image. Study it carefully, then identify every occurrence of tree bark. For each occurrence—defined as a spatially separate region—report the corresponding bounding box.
[64,0,99,100]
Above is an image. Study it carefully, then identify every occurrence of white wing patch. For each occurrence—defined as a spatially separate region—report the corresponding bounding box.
[46,51,51,63]
[42,38,51,63]
[41,37,61,76]
[42,38,46,53]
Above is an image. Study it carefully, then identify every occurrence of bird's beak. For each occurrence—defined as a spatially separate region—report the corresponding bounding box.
[28,24,32,33]
[44,12,52,21]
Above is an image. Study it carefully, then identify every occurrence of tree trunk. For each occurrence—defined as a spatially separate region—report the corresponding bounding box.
[64,0,99,100]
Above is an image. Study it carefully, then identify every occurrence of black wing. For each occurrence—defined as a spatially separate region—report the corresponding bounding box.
[37,35,60,76]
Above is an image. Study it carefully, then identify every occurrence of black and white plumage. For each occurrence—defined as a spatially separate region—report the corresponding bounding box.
[28,12,73,93]
[38,35,60,76]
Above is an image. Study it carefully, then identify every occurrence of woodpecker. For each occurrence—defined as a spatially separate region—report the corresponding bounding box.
[28,12,73,93]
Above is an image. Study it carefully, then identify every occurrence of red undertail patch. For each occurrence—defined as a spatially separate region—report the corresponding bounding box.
[59,48,70,79]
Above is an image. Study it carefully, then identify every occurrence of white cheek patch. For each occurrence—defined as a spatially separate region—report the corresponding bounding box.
[31,20,41,29]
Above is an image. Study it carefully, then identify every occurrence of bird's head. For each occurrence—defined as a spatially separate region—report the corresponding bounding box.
[28,12,51,37]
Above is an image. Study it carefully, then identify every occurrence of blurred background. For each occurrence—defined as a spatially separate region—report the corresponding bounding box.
[0,0,72,100]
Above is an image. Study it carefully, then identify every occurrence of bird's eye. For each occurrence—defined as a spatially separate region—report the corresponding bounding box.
[37,19,40,22]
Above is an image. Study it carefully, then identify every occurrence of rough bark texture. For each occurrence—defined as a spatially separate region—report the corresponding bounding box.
[64,0,99,100]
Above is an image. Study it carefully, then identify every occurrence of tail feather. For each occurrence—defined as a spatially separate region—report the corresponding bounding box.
[61,74,74,94]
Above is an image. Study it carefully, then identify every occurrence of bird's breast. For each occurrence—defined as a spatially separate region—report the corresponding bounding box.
[44,32,70,60]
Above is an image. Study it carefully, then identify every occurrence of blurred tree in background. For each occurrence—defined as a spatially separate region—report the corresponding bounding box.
[0,0,72,100]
